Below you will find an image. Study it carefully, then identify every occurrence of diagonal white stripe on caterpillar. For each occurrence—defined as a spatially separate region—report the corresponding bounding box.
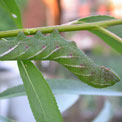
[0,42,20,57]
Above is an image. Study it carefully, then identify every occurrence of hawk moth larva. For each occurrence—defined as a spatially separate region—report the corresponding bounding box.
[0,30,120,88]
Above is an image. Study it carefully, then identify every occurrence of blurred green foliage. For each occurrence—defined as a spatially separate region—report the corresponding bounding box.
[0,7,16,30]
[15,0,27,10]
[0,0,27,30]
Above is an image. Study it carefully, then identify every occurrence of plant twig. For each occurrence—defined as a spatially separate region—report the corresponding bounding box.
[0,18,122,38]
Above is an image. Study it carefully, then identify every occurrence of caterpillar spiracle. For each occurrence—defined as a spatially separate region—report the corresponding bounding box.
[0,30,120,88]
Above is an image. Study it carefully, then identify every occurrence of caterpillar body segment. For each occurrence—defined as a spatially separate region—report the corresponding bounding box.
[0,30,120,88]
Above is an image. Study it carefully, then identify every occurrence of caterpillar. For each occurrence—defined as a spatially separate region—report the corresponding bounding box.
[0,30,120,88]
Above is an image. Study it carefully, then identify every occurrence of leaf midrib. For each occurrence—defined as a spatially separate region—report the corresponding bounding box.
[20,61,48,122]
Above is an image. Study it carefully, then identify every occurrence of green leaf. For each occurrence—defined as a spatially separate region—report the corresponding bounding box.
[0,85,25,99]
[17,60,62,122]
[93,101,113,122]
[0,115,14,122]
[0,7,17,31]
[1,78,122,100]
[75,15,122,54]
[0,0,22,28]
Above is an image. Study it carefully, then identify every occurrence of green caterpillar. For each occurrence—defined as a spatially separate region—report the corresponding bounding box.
[0,30,120,88]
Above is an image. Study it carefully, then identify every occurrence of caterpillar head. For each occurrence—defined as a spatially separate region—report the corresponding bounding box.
[98,66,120,87]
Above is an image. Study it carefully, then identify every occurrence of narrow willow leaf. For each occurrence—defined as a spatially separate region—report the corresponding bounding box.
[17,60,62,122]
[0,115,14,122]
[0,85,25,99]
[93,101,113,122]
[0,31,120,88]
[0,0,22,28]
[1,78,122,101]
[75,15,122,54]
